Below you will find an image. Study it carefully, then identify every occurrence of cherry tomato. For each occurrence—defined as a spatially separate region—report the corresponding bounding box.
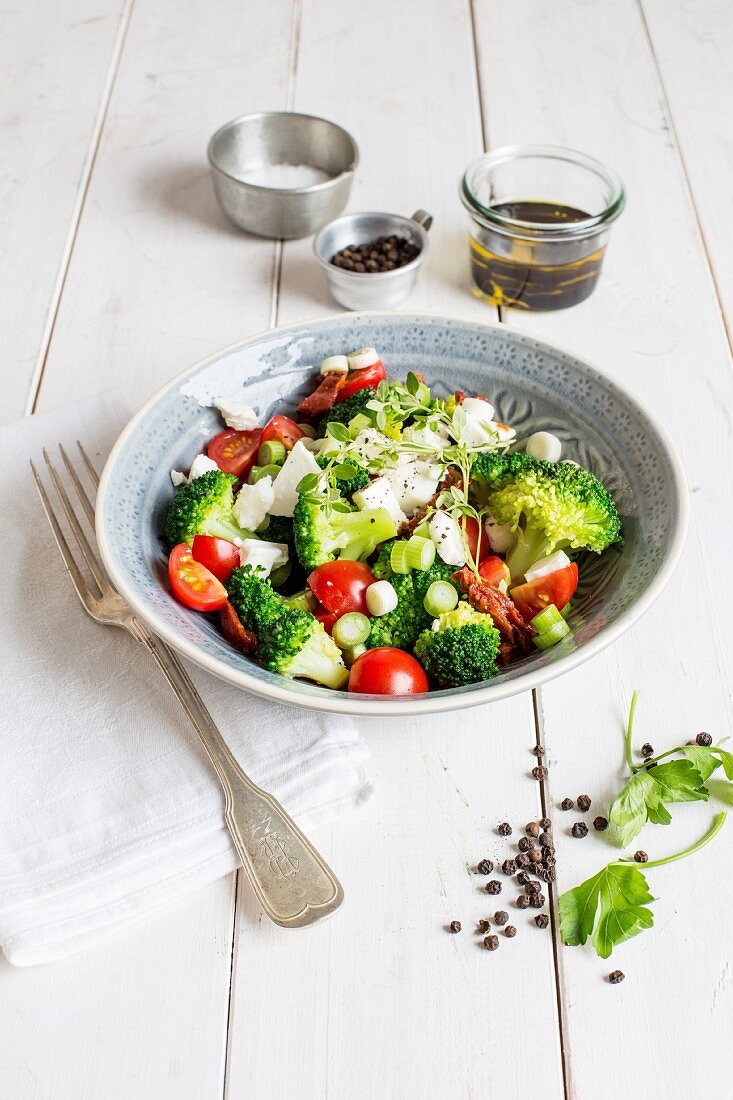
[207,428,261,478]
[460,515,482,562]
[348,647,429,695]
[260,415,304,451]
[308,560,375,616]
[335,360,387,403]
[168,544,227,612]
[510,563,579,620]
[191,535,240,583]
[315,607,339,635]
[478,555,511,588]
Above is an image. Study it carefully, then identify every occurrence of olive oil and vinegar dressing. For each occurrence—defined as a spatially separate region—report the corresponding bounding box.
[469,201,606,311]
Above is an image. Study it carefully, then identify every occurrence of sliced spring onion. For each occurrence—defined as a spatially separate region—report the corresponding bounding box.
[348,412,373,439]
[366,580,398,616]
[531,604,564,634]
[248,463,281,484]
[320,354,349,374]
[532,619,571,650]
[561,602,571,620]
[332,612,371,649]
[423,580,458,617]
[342,643,367,668]
[406,534,436,571]
[257,440,286,466]
[297,422,317,438]
[390,541,411,574]
[269,560,291,588]
[286,589,318,612]
[412,520,431,540]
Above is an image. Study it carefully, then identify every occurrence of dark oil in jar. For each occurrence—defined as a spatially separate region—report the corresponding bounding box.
[469,201,606,311]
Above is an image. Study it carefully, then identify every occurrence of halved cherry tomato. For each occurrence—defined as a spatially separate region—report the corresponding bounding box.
[460,515,482,562]
[192,535,240,583]
[207,428,261,478]
[168,543,227,612]
[308,560,375,616]
[510,563,578,620]
[335,360,387,403]
[348,647,428,694]
[478,554,511,589]
[315,607,339,635]
[260,415,304,451]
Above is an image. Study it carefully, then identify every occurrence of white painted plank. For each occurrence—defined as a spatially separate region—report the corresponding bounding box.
[643,0,733,344]
[0,0,129,424]
[473,2,733,1097]
[227,3,565,1097]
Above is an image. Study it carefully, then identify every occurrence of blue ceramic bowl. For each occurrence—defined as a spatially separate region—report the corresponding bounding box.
[97,313,687,716]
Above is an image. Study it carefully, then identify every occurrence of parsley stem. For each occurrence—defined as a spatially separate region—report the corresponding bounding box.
[615,811,727,870]
[624,690,639,773]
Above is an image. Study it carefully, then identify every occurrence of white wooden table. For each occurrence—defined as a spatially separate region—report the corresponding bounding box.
[3,2,732,1097]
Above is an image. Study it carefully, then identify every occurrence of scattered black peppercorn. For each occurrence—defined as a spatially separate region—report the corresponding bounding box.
[494,910,509,926]
[532,766,548,780]
[449,920,461,933]
[696,732,713,747]
[538,832,553,848]
[634,850,648,863]
[486,880,502,895]
[477,859,494,875]
[477,918,491,934]
[504,925,517,938]
[539,817,551,830]
[502,859,517,876]
[516,894,530,909]
[534,914,550,929]
[517,837,531,853]
[531,861,543,875]
[572,822,589,838]
[541,845,554,860]
[497,822,512,837]
[608,970,625,984]
[543,855,556,869]
[541,867,556,883]
[561,798,574,811]
[530,893,545,909]
[641,742,654,758]
[331,235,420,273]
[527,846,542,864]
[515,852,530,868]
[484,934,499,951]
[525,880,541,894]
[532,745,545,757]
[517,871,530,886]
[577,794,592,812]
[593,816,609,831]
[525,822,540,838]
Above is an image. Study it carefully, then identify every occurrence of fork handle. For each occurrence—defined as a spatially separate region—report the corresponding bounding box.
[126,617,344,928]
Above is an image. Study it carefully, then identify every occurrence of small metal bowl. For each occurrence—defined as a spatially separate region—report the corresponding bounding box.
[208,112,358,239]
[313,210,432,310]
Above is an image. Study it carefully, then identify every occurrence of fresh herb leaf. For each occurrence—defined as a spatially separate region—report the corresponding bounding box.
[325,422,351,444]
[682,745,720,782]
[609,760,707,845]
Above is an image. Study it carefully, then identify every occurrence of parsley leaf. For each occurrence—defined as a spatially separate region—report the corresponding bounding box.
[559,863,655,958]
[609,760,708,845]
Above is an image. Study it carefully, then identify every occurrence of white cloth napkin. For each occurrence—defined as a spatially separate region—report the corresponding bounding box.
[0,393,373,966]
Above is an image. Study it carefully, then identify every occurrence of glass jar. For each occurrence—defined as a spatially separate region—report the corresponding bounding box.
[461,145,625,311]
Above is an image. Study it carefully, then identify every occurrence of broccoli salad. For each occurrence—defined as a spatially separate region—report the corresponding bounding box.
[163,346,621,696]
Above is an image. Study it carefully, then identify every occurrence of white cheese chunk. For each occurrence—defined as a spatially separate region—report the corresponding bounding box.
[269,439,322,517]
[404,423,451,452]
[525,430,562,462]
[351,428,392,463]
[461,397,495,421]
[352,477,407,527]
[459,413,496,449]
[170,469,187,487]
[428,511,467,566]
[233,476,275,532]
[238,539,289,578]
[382,460,441,517]
[213,397,259,431]
[188,453,220,480]
[493,422,517,443]
[524,550,572,582]
[484,517,515,554]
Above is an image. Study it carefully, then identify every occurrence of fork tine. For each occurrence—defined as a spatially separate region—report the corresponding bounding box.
[59,443,95,526]
[77,440,100,488]
[42,449,109,594]
[30,461,98,612]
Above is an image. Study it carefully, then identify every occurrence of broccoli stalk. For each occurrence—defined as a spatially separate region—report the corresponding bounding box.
[414,603,501,688]
[293,487,397,570]
[470,451,621,581]
[164,469,252,549]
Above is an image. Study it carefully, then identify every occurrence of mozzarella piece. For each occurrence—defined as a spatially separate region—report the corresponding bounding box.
[525,430,562,462]
[484,517,515,554]
[524,550,572,582]
[233,475,275,531]
[351,428,392,463]
[269,439,322,517]
[404,423,451,452]
[366,580,398,616]
[347,346,380,369]
[188,453,220,480]
[428,511,467,567]
[382,460,441,517]
[213,397,259,431]
[461,397,495,421]
[170,469,187,487]
[492,421,516,443]
[460,413,495,449]
[238,539,289,579]
[352,477,407,527]
[320,354,349,374]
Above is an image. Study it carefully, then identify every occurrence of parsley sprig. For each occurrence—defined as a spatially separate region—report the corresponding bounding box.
[559,812,726,957]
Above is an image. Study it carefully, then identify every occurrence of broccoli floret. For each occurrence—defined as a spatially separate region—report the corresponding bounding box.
[258,607,348,689]
[414,603,501,688]
[316,453,371,496]
[471,451,621,580]
[226,565,284,633]
[371,539,397,580]
[293,486,398,570]
[315,387,377,437]
[164,469,251,549]
[256,513,295,548]
[367,572,430,650]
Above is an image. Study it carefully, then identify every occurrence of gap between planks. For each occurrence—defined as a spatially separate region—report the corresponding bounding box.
[25,0,137,417]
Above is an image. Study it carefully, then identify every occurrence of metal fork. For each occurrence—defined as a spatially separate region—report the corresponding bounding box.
[30,443,344,929]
